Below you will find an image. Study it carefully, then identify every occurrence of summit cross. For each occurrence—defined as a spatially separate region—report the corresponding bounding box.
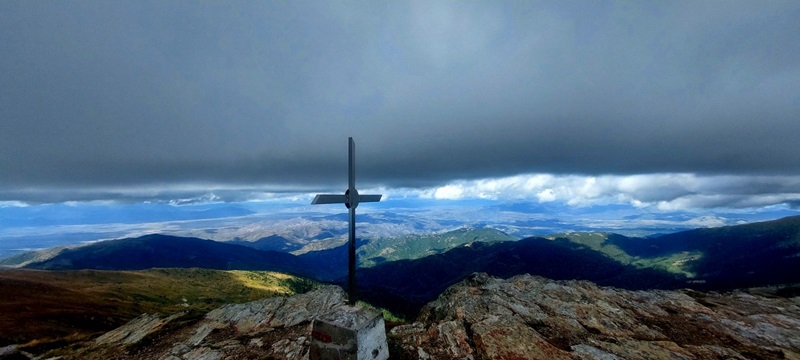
[311,137,382,305]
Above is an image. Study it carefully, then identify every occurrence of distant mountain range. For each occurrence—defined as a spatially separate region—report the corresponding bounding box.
[357,236,685,315]
[358,216,800,315]
[2,228,518,282]
[291,227,517,281]
[11,234,303,275]
[229,235,302,252]
[4,216,799,317]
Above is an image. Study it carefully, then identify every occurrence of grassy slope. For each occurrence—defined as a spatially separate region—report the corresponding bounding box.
[358,216,800,317]
[0,268,317,349]
[296,227,518,281]
[0,246,70,268]
[358,237,686,317]
[359,227,517,267]
[546,232,702,278]
[545,215,800,287]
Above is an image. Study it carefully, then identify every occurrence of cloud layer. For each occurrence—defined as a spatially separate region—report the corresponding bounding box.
[1,1,799,203]
[5,172,798,214]
[411,173,800,211]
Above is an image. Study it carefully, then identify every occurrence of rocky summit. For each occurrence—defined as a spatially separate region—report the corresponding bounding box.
[60,285,349,360]
[390,273,800,359]
[30,274,800,360]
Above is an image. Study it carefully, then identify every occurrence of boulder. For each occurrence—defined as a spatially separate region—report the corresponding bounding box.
[389,273,800,359]
[77,285,349,359]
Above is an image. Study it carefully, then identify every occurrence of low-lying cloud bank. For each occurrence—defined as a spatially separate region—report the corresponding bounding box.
[3,173,800,213]
[410,173,800,211]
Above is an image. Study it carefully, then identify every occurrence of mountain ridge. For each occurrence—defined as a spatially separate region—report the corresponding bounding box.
[6,216,800,319]
[8,273,798,359]
[357,215,800,316]
[17,235,306,276]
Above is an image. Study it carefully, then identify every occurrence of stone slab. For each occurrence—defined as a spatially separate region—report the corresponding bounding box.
[310,305,389,360]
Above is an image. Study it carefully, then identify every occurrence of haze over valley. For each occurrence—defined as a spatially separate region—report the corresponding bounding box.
[3,198,798,261]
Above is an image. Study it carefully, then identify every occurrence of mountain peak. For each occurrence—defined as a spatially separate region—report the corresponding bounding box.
[31,274,800,359]
[390,273,800,359]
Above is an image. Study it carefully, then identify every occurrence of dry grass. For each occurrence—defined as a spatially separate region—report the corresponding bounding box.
[0,268,317,351]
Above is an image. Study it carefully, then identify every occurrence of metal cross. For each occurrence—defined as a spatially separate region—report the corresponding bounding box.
[312,137,382,305]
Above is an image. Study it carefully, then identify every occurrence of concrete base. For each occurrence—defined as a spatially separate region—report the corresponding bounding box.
[310,305,389,360]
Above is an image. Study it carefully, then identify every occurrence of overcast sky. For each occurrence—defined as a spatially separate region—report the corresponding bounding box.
[1,1,799,209]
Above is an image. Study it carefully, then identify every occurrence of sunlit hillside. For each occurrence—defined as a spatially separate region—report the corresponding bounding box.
[0,268,317,354]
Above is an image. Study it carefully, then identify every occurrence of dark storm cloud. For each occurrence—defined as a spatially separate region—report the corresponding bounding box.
[1,1,799,202]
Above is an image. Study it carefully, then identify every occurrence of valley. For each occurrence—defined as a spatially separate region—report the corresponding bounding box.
[1,216,799,358]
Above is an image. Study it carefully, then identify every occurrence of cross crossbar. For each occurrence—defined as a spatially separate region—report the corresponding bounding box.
[311,194,382,206]
[311,194,347,205]
[311,137,382,305]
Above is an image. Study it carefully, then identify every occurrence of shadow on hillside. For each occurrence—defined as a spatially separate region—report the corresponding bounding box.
[357,237,687,318]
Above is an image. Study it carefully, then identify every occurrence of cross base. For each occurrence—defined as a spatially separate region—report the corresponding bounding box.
[309,305,389,360]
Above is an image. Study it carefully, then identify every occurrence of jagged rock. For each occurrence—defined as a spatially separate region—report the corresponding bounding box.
[95,312,185,346]
[204,282,346,333]
[271,336,307,359]
[181,346,221,360]
[0,345,18,357]
[57,276,800,359]
[0,345,32,360]
[389,273,800,359]
[70,285,347,359]
[171,285,347,360]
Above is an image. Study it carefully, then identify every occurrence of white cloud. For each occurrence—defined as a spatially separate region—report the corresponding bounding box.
[168,193,223,206]
[0,201,29,208]
[433,184,464,200]
[392,173,800,211]
[536,189,556,202]
[7,173,800,213]
[682,215,728,228]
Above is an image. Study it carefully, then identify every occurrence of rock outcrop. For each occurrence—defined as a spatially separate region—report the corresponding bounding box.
[95,312,186,346]
[66,274,800,360]
[70,285,348,360]
[390,273,800,359]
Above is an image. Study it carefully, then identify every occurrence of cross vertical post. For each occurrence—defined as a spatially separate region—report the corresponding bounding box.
[347,138,357,306]
[312,137,382,305]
